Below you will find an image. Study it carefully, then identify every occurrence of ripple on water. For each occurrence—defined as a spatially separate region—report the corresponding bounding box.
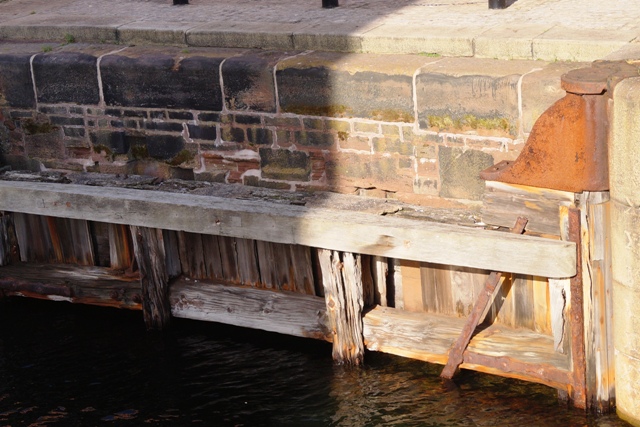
[0,298,632,426]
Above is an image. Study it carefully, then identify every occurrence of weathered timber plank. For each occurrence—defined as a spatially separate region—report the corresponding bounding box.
[579,191,615,412]
[200,234,224,281]
[482,181,574,235]
[108,224,132,270]
[363,305,572,390]
[170,280,332,341]
[0,263,141,308]
[13,213,54,262]
[0,212,13,266]
[318,249,365,365]
[568,207,587,409]
[400,260,424,312]
[131,226,171,330]
[235,238,260,288]
[372,256,388,306]
[90,221,111,267]
[0,181,576,278]
[162,229,182,279]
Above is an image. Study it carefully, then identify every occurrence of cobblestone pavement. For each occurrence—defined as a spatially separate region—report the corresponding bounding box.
[0,0,639,60]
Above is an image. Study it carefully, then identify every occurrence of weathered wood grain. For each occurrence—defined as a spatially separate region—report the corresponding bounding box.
[318,249,365,365]
[0,181,576,278]
[363,305,572,390]
[0,263,141,309]
[131,226,171,330]
[108,224,133,270]
[482,181,574,235]
[372,256,388,307]
[0,212,13,266]
[235,238,260,288]
[170,279,332,341]
[579,191,615,412]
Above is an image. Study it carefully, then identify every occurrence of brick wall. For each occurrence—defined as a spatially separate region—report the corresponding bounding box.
[0,43,581,206]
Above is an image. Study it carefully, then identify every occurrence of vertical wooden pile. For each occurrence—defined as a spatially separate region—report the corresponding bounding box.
[318,249,365,365]
[130,226,170,330]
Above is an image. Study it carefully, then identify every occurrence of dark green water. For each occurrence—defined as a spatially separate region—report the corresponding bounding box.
[0,298,630,426]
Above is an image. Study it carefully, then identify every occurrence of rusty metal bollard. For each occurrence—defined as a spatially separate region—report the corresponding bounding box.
[480,62,639,193]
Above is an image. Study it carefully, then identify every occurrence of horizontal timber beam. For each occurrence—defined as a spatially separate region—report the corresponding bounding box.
[0,181,576,277]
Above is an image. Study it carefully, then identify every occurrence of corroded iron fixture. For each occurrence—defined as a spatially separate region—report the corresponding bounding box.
[480,62,639,193]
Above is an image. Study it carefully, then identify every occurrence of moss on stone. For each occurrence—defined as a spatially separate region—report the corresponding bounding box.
[130,144,148,160]
[22,119,57,135]
[167,149,195,166]
[371,109,414,123]
[427,114,512,133]
[281,104,351,118]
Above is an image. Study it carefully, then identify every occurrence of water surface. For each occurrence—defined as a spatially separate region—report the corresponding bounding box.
[0,298,630,426]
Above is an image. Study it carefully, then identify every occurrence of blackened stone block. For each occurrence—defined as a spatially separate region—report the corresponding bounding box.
[101,54,223,111]
[438,146,493,200]
[260,148,310,181]
[168,111,194,120]
[221,126,245,143]
[39,106,68,115]
[33,52,100,105]
[234,114,261,125]
[222,52,279,113]
[144,121,184,132]
[123,110,147,118]
[146,134,185,160]
[0,54,36,108]
[90,130,128,154]
[199,112,220,122]
[63,127,86,138]
[187,124,217,140]
[50,116,84,126]
[247,128,273,145]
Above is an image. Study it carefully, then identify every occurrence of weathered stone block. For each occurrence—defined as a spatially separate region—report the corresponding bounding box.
[277,52,424,122]
[187,124,217,141]
[260,148,310,181]
[372,137,414,156]
[438,146,493,200]
[221,126,245,143]
[615,351,640,426]
[63,127,86,138]
[50,116,84,126]
[101,53,224,110]
[33,52,100,105]
[247,128,273,146]
[234,114,261,125]
[168,111,193,120]
[222,52,282,113]
[90,130,128,155]
[0,54,36,108]
[24,130,65,159]
[416,58,535,136]
[146,134,185,160]
[144,121,184,132]
[198,112,221,122]
[293,131,335,148]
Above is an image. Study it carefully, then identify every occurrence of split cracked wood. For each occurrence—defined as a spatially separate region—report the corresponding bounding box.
[130,226,171,330]
[318,249,365,365]
[440,217,529,380]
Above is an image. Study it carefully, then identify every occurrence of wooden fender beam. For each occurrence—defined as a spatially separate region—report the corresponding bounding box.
[0,181,576,278]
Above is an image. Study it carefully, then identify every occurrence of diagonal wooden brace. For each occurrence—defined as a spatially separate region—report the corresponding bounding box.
[440,217,529,380]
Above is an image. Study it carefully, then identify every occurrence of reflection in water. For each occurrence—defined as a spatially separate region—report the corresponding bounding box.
[0,298,630,426]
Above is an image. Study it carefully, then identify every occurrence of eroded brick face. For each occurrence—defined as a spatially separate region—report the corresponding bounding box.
[0,46,572,206]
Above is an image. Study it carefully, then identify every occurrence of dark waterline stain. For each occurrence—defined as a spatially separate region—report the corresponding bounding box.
[0,298,631,426]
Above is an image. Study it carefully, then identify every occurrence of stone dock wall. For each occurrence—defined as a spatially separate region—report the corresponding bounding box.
[0,43,582,206]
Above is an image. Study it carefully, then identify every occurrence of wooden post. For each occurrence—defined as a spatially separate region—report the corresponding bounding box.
[318,249,365,365]
[568,207,587,409]
[578,192,615,412]
[0,212,11,266]
[130,226,171,330]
